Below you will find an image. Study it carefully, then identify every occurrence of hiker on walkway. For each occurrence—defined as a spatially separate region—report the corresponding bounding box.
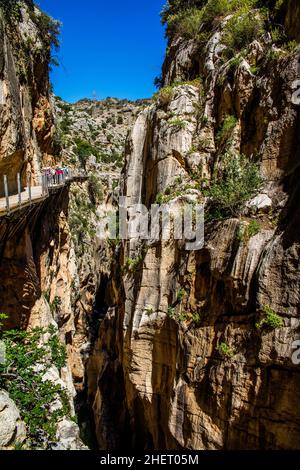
[26,163,32,185]
[63,166,69,179]
[43,167,52,185]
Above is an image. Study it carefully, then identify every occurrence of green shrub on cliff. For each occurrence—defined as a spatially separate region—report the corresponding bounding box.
[217,342,234,358]
[161,0,295,54]
[217,115,237,143]
[203,0,258,23]
[167,306,176,318]
[256,305,284,330]
[237,219,261,242]
[48,325,67,370]
[74,138,100,167]
[50,295,62,314]
[222,10,265,59]
[168,118,187,129]
[0,313,8,330]
[206,152,262,219]
[59,115,73,134]
[69,187,98,254]
[153,85,174,105]
[161,0,260,41]
[166,306,201,326]
[34,10,61,51]
[122,256,144,274]
[0,1,60,51]
[177,287,187,301]
[88,174,104,205]
[0,0,32,19]
[165,7,204,40]
[274,0,285,11]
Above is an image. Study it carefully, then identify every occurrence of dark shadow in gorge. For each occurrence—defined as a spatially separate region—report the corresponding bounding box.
[76,273,111,449]
[75,388,98,450]
[89,273,110,346]
[79,271,133,450]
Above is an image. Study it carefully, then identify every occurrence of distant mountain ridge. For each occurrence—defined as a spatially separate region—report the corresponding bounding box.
[55,96,151,170]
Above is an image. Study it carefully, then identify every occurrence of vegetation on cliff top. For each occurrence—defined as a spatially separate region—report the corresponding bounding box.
[0,0,60,67]
[0,0,33,16]
[161,0,292,53]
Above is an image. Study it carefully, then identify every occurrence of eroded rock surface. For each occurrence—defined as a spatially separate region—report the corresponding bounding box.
[0,5,57,195]
[0,390,26,449]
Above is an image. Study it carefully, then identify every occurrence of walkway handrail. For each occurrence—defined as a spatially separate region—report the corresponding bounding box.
[0,169,88,217]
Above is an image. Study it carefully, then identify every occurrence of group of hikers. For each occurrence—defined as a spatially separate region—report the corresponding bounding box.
[43,166,70,186]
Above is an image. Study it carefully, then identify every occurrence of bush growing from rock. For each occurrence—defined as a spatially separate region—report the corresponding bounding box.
[256,305,284,330]
[222,10,265,59]
[206,152,262,219]
[153,85,174,105]
[0,325,70,449]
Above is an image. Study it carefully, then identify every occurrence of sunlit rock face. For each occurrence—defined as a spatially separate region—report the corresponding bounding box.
[0,2,146,448]
[87,1,300,450]
[0,3,88,449]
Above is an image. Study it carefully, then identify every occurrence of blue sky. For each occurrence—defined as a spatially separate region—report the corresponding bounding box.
[37,0,167,103]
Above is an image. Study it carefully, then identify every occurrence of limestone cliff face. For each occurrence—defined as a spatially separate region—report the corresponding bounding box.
[87,1,300,450]
[0,183,90,449]
[0,2,87,449]
[0,1,141,448]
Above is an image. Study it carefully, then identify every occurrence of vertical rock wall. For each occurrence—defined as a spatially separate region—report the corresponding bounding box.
[0,3,56,195]
[87,1,300,450]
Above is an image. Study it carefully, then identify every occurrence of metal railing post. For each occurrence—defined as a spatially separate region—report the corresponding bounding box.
[28,174,32,204]
[17,173,21,207]
[42,174,45,196]
[4,175,10,214]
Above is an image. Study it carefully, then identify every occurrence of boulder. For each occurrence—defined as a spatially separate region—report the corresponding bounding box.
[54,419,88,450]
[0,390,26,449]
